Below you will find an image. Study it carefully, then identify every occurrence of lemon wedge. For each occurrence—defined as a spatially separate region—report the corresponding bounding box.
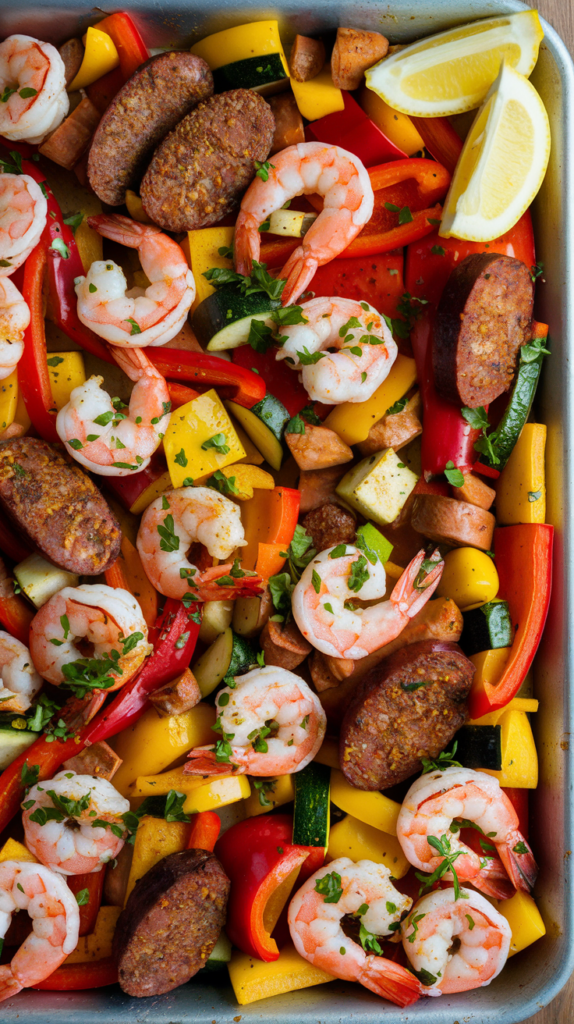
[365,10,543,117]
[439,62,550,242]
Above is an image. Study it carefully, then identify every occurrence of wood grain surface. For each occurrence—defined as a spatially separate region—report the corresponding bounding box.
[519,2,572,1019]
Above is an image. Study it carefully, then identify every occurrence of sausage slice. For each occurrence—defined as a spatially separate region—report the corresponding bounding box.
[113,849,229,997]
[340,640,474,789]
[410,493,495,551]
[302,502,356,552]
[434,252,534,408]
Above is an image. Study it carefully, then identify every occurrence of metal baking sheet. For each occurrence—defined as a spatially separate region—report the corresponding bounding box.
[0,1,572,1020]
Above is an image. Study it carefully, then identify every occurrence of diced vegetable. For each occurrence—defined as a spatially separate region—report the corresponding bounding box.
[245,774,295,816]
[193,287,280,352]
[0,369,17,433]
[336,448,419,526]
[192,628,256,698]
[191,20,289,95]
[125,189,153,224]
[291,66,344,121]
[496,423,546,525]
[0,837,37,863]
[228,941,334,1005]
[47,351,86,411]
[163,389,245,487]
[133,768,250,812]
[104,533,158,628]
[13,552,79,609]
[267,209,317,236]
[0,725,41,770]
[330,769,401,834]
[199,601,234,645]
[69,25,120,90]
[227,395,289,470]
[496,890,546,956]
[240,487,300,570]
[436,547,499,611]
[232,590,272,638]
[455,725,502,771]
[355,522,393,564]
[468,697,539,788]
[292,761,330,850]
[306,90,409,166]
[324,354,417,445]
[216,463,275,500]
[460,600,513,657]
[469,648,512,695]
[359,86,424,155]
[187,226,234,313]
[205,931,232,970]
[65,906,121,964]
[327,814,409,877]
[125,816,191,903]
[255,544,288,579]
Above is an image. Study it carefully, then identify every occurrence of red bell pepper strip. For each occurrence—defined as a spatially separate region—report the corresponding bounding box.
[95,12,149,80]
[0,554,34,644]
[187,810,221,852]
[147,349,265,409]
[502,787,529,839]
[32,957,118,990]
[469,525,553,719]
[104,450,168,513]
[309,248,405,321]
[0,730,90,837]
[409,115,464,175]
[167,381,201,409]
[87,66,125,114]
[84,598,202,744]
[215,814,312,962]
[232,346,309,417]
[19,244,59,442]
[305,91,408,166]
[67,871,105,937]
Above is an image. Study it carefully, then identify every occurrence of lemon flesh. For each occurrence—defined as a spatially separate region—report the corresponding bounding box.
[440,61,550,242]
[365,10,543,117]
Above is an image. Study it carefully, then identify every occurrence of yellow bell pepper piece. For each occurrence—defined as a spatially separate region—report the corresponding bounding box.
[47,351,86,411]
[15,371,31,433]
[133,767,250,812]
[496,889,546,956]
[469,648,511,691]
[0,837,36,863]
[125,816,192,902]
[0,370,18,432]
[66,907,121,963]
[164,389,245,488]
[291,67,345,121]
[328,814,409,877]
[330,769,401,835]
[314,736,339,770]
[359,86,424,155]
[234,421,265,465]
[496,423,546,525]
[469,696,539,788]
[112,703,216,797]
[245,773,295,816]
[436,546,499,610]
[75,212,103,273]
[324,354,417,445]
[187,226,234,313]
[217,463,275,500]
[191,20,287,72]
[263,866,303,935]
[125,190,153,225]
[228,941,334,1005]
[69,26,120,91]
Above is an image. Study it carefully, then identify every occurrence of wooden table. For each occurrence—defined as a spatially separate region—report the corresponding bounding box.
[521,5,572,1022]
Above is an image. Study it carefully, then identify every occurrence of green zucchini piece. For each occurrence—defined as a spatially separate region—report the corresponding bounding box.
[192,628,256,697]
[192,286,280,352]
[478,334,548,471]
[455,725,502,771]
[293,761,330,849]
[0,725,40,770]
[14,552,78,609]
[212,53,288,95]
[204,930,232,970]
[460,600,513,657]
[251,393,291,442]
[355,522,392,564]
[226,394,289,471]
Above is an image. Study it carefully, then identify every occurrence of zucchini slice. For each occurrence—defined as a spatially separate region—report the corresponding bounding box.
[460,600,513,657]
[213,53,288,95]
[0,722,40,770]
[268,210,317,237]
[226,394,289,471]
[477,339,546,471]
[232,594,271,638]
[204,930,232,970]
[192,287,280,352]
[198,600,234,646]
[455,724,502,771]
[192,627,256,697]
[293,761,330,849]
[14,553,79,609]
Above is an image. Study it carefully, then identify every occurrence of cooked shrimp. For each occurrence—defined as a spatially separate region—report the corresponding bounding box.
[137,486,264,602]
[292,546,443,660]
[276,296,397,403]
[76,214,195,347]
[0,35,68,144]
[0,173,47,277]
[401,888,511,995]
[56,346,171,477]
[0,860,79,1000]
[22,771,130,875]
[234,142,374,306]
[29,583,151,688]
[0,279,28,378]
[184,666,326,776]
[397,766,538,897]
[0,630,42,713]
[288,858,421,1008]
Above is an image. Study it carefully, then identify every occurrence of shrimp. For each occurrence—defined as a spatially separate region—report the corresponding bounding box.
[76,214,195,347]
[137,486,264,602]
[56,346,171,477]
[0,860,79,1000]
[22,771,130,875]
[288,858,421,1008]
[29,583,151,689]
[0,173,47,277]
[396,766,538,897]
[292,546,444,660]
[276,296,397,404]
[0,35,68,144]
[234,142,374,306]
[0,630,42,713]
[0,278,28,378]
[184,665,326,776]
[401,888,511,995]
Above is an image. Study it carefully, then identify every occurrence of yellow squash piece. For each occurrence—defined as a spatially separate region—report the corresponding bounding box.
[228,941,334,1005]
[112,703,216,797]
[359,87,424,155]
[328,814,409,878]
[0,838,36,863]
[75,211,103,274]
[15,370,31,433]
[164,389,245,488]
[66,906,121,963]
[217,463,275,500]
[291,67,344,121]
[233,421,265,466]
[125,190,154,225]
[336,448,419,526]
[496,423,546,525]
[187,226,234,313]
[436,546,499,610]
[133,767,250,812]
[469,696,539,788]
[324,354,417,445]
[330,769,401,835]
[314,736,339,770]
[125,816,192,902]
[245,773,295,816]
[191,20,287,73]
[0,370,18,432]
[496,889,546,956]
[69,25,120,91]
[48,351,86,411]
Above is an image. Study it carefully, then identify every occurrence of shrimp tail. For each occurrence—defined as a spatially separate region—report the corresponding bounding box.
[497,832,538,893]
[234,211,259,275]
[0,966,23,1002]
[195,565,264,603]
[184,747,244,775]
[87,213,160,247]
[472,856,516,900]
[390,548,444,620]
[360,957,422,1007]
[279,246,318,307]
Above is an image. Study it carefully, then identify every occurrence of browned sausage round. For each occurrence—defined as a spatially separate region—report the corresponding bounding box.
[113,849,229,997]
[140,89,275,232]
[340,639,474,790]
[260,617,312,670]
[0,437,120,574]
[88,52,213,206]
[433,252,533,408]
[302,502,356,552]
[410,493,495,551]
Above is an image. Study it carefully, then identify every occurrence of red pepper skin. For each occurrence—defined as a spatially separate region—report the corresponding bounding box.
[84,599,201,744]
[232,347,309,417]
[305,91,408,166]
[0,554,34,644]
[19,244,59,442]
[187,810,221,852]
[94,12,149,80]
[87,66,125,114]
[167,381,201,408]
[32,957,118,990]
[215,815,310,962]
[309,248,404,321]
[469,525,553,719]
[67,871,105,937]
[103,450,168,513]
[147,349,265,409]
[409,116,463,175]
[502,787,529,839]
